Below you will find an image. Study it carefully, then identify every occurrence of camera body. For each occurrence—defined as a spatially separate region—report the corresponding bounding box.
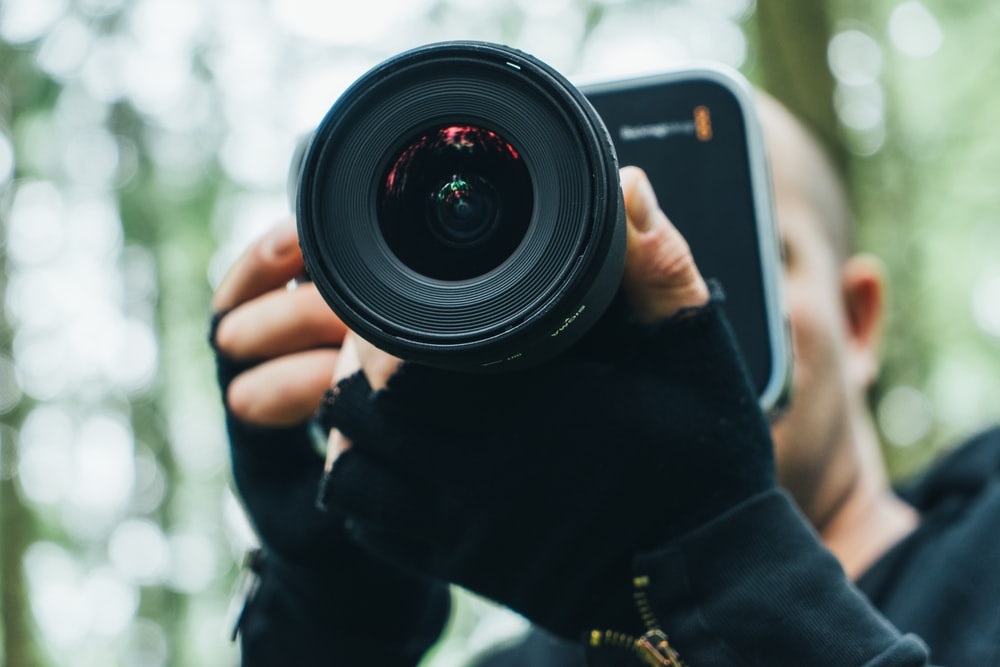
[293,42,791,414]
[580,67,791,413]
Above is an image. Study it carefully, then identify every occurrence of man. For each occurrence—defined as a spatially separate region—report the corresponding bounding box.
[211,93,1000,665]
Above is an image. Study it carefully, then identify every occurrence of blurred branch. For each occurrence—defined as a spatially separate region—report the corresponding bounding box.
[753,0,847,177]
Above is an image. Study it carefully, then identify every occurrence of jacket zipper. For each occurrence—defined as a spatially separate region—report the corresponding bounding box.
[589,575,686,666]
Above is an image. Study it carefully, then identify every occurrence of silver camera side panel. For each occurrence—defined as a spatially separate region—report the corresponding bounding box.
[578,65,793,417]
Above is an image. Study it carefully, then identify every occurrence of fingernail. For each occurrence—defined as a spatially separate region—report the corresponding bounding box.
[265,224,298,260]
[628,172,659,233]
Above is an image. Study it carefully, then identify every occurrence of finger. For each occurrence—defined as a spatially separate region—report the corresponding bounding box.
[323,448,444,544]
[215,283,347,361]
[333,332,364,384]
[227,348,339,426]
[320,361,469,473]
[213,220,305,312]
[325,333,363,471]
[619,166,710,321]
[354,336,402,391]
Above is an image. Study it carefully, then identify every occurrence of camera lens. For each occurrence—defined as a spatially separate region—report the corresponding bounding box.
[296,41,624,371]
[430,173,498,245]
[379,124,532,281]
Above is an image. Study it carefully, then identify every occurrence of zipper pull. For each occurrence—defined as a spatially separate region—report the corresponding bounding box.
[636,629,684,667]
[589,574,687,666]
[632,577,685,666]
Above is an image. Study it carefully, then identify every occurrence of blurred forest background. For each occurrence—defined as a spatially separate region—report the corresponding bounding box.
[1,0,999,665]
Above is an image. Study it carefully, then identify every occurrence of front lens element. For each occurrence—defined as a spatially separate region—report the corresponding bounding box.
[429,174,499,246]
[379,124,532,281]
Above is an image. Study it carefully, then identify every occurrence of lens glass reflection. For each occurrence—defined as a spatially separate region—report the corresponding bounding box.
[379,125,532,281]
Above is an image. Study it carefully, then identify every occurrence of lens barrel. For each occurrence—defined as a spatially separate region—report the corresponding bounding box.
[296,41,625,371]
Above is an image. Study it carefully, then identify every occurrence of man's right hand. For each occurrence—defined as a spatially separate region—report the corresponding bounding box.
[210,220,449,666]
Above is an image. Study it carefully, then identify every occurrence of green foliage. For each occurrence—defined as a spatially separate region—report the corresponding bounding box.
[826,1,1000,477]
[2,1,999,665]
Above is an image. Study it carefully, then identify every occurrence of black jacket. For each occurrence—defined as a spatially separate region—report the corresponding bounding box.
[229,424,1000,665]
[476,428,1000,666]
[857,427,1000,666]
[220,285,998,666]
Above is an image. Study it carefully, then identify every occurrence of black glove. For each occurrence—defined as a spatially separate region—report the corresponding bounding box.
[211,312,450,666]
[319,292,776,642]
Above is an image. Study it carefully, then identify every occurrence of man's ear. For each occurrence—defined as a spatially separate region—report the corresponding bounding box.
[840,254,886,387]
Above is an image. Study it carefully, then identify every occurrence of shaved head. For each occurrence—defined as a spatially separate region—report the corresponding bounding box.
[755,92,855,266]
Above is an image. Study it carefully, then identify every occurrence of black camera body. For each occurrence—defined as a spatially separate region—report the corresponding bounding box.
[294,41,791,413]
[581,67,791,413]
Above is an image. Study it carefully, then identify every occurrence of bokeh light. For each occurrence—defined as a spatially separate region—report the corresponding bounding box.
[889,1,943,59]
[877,385,934,448]
[0,0,69,44]
[0,130,14,184]
[17,405,76,504]
[24,541,91,649]
[971,269,1000,338]
[828,28,882,86]
[119,618,170,667]
[36,14,93,80]
[2,2,1000,665]
[71,413,136,517]
[108,518,171,585]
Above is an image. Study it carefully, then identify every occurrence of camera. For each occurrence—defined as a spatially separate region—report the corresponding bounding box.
[580,68,791,413]
[295,41,624,373]
[294,41,791,413]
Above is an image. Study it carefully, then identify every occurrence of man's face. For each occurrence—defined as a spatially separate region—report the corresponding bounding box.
[760,105,878,524]
[768,191,854,519]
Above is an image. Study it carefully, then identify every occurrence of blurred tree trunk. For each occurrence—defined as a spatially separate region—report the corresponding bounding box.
[1,43,54,667]
[750,1,941,478]
[1,479,44,667]
[753,0,847,177]
[0,218,43,665]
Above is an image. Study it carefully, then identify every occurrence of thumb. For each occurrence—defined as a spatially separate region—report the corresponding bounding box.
[620,166,710,321]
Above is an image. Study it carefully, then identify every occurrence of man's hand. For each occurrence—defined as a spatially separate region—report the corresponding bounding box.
[619,166,710,321]
[320,168,775,641]
[213,220,349,426]
[327,166,714,446]
[210,221,449,666]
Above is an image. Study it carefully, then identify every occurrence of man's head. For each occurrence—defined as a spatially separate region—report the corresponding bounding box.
[756,93,888,529]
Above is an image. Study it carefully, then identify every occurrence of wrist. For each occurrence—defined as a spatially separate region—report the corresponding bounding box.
[628,270,711,323]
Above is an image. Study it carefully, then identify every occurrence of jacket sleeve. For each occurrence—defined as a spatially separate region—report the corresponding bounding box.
[585,490,932,666]
[227,417,452,667]
[211,310,450,667]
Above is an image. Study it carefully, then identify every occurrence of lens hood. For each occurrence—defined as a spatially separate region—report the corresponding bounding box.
[296,41,625,371]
